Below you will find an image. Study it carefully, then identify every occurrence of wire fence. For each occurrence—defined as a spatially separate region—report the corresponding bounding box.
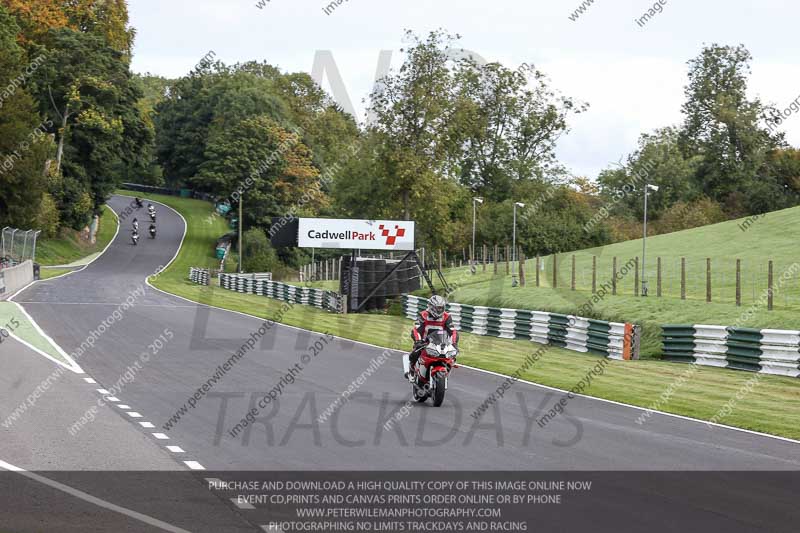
[1,227,41,269]
[434,244,800,311]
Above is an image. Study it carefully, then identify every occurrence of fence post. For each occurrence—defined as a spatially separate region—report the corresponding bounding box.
[536,256,540,287]
[519,249,526,287]
[571,255,576,290]
[505,245,510,275]
[494,245,499,274]
[612,257,617,295]
[438,249,443,271]
[706,258,711,303]
[768,260,774,310]
[634,257,639,296]
[550,254,557,288]
[482,244,487,272]
[592,256,597,293]
[657,257,662,297]
[736,259,741,307]
[681,258,686,300]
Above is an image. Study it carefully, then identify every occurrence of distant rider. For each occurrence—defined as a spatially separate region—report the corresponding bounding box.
[132,218,139,231]
[404,294,458,381]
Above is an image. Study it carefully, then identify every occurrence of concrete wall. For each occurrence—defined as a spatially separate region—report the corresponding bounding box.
[0,260,34,301]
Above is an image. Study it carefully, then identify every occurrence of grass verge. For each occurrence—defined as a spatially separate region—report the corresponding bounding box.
[121,190,800,440]
[35,205,118,267]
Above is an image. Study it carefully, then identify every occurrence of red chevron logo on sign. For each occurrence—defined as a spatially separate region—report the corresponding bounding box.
[379,224,406,246]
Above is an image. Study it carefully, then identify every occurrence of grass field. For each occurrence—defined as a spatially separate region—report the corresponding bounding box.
[119,189,800,440]
[431,206,800,357]
[34,205,118,267]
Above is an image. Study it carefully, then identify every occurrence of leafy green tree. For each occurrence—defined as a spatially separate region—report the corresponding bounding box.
[679,44,778,209]
[30,28,149,218]
[451,61,585,201]
[0,5,51,228]
[197,115,324,228]
[367,30,459,220]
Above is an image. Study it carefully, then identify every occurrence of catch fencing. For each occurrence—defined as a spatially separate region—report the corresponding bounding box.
[403,295,640,360]
[662,325,800,377]
[1,227,41,266]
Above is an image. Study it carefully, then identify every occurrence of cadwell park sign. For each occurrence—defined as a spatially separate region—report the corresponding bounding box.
[298,218,415,251]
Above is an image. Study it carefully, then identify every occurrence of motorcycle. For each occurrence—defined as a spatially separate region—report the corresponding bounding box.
[134,198,143,209]
[149,225,156,239]
[149,212,156,223]
[131,231,139,246]
[410,330,458,407]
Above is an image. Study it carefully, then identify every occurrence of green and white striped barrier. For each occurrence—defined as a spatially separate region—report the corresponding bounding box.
[403,295,640,360]
[662,325,800,377]
[218,273,342,313]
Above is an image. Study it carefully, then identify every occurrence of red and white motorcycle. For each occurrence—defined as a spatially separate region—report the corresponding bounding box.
[411,331,458,407]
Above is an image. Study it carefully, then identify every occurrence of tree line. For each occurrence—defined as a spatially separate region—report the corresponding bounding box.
[0,0,151,236]
[1,6,796,271]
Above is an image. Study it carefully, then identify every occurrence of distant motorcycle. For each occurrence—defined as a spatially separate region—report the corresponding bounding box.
[149,212,156,223]
[410,330,459,407]
[131,231,139,246]
[149,224,156,239]
[134,197,143,209]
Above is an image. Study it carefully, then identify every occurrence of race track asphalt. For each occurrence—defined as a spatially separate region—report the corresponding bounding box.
[1,195,798,532]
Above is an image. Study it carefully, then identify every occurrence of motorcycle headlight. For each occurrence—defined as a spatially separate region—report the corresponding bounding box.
[425,347,438,356]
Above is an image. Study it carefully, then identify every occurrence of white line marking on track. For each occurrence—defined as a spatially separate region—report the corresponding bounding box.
[16,301,197,307]
[183,461,205,470]
[152,433,169,440]
[117,404,131,409]
[127,412,143,418]
[139,422,155,428]
[83,377,96,384]
[105,396,120,402]
[0,459,191,533]
[7,302,84,374]
[166,446,185,453]
[96,389,110,395]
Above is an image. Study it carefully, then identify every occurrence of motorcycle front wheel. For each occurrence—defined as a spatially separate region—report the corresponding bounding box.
[432,372,446,407]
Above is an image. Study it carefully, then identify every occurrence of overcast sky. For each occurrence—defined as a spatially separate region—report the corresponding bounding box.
[129,0,800,179]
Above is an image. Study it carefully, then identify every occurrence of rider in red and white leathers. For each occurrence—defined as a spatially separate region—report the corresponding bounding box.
[404,295,458,380]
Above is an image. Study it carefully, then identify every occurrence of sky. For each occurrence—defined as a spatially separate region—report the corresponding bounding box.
[129,0,800,180]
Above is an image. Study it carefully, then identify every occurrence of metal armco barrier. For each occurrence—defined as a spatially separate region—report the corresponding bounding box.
[189,268,211,286]
[403,295,640,360]
[662,325,800,377]
[218,273,342,313]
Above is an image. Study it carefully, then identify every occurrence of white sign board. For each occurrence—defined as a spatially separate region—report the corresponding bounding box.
[298,218,415,251]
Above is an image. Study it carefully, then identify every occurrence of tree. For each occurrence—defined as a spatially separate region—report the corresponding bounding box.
[197,115,324,228]
[32,27,149,220]
[679,44,777,207]
[0,5,51,229]
[368,30,460,220]
[450,61,585,201]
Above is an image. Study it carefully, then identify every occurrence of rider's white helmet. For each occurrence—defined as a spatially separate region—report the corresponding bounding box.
[427,295,446,320]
